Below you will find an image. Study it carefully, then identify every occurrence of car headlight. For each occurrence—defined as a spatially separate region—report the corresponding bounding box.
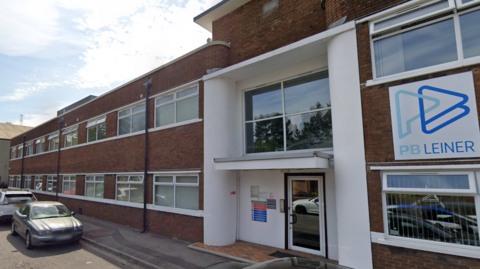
[74,225,83,230]
[38,230,52,235]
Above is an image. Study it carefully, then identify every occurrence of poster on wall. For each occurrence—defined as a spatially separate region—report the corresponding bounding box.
[251,200,267,222]
[389,72,480,160]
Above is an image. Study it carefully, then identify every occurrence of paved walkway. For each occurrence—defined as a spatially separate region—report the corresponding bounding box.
[76,215,232,269]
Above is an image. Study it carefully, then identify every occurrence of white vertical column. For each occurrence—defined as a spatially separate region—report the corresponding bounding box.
[328,28,373,269]
[203,77,239,246]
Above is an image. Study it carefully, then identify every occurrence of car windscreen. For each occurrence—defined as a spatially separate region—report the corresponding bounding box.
[31,205,71,219]
[5,194,36,204]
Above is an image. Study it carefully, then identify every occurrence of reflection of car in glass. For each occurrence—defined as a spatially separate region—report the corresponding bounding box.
[292,190,316,201]
[0,190,37,222]
[0,182,8,189]
[11,201,83,249]
[293,197,319,214]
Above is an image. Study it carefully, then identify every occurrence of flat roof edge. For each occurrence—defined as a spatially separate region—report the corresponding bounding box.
[194,0,231,22]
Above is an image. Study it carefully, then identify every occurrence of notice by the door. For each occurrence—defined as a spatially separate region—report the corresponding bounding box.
[251,200,267,222]
[267,199,276,210]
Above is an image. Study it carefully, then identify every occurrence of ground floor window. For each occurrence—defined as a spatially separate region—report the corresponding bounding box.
[9,176,14,188]
[63,176,76,195]
[15,176,21,188]
[25,176,31,190]
[47,176,57,193]
[154,174,199,210]
[34,176,43,191]
[85,175,104,198]
[116,175,144,203]
[383,172,479,248]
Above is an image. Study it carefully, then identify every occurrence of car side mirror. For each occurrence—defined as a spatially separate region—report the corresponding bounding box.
[18,214,27,219]
[71,212,76,216]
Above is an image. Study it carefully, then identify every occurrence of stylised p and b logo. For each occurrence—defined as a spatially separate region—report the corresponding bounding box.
[389,72,480,160]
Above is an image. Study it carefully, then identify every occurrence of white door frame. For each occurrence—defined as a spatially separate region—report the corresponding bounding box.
[288,176,326,256]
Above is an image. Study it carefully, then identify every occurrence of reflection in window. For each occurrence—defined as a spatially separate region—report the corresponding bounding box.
[154,175,199,210]
[85,176,104,198]
[245,71,331,153]
[116,175,144,203]
[34,176,43,191]
[63,176,76,195]
[155,86,199,128]
[118,104,145,135]
[46,176,57,193]
[460,9,480,59]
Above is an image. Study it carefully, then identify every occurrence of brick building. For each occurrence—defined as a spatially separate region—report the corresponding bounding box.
[8,0,480,268]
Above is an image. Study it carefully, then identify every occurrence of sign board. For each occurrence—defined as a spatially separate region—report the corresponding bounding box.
[389,72,480,160]
[267,199,276,210]
[251,200,267,222]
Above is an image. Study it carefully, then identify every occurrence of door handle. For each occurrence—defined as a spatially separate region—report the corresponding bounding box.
[290,214,297,224]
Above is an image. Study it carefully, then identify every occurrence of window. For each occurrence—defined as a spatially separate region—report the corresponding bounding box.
[155,86,199,127]
[35,138,45,154]
[383,172,479,248]
[15,176,21,188]
[18,145,23,158]
[154,175,199,210]
[118,104,145,135]
[9,176,14,187]
[63,126,78,148]
[11,148,16,159]
[25,176,31,190]
[371,1,480,78]
[116,175,144,203]
[48,133,59,151]
[25,141,33,156]
[46,176,57,193]
[85,175,104,198]
[87,116,106,142]
[62,176,76,195]
[244,71,332,153]
[34,176,43,191]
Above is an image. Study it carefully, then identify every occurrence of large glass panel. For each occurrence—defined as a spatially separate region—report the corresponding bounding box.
[117,183,129,201]
[86,183,94,197]
[96,183,104,198]
[155,185,174,207]
[286,110,333,151]
[132,104,145,113]
[156,103,175,127]
[176,176,197,184]
[386,194,478,246]
[177,87,197,98]
[176,186,199,210]
[119,109,130,117]
[176,96,198,123]
[63,182,70,194]
[65,135,72,147]
[97,124,107,140]
[70,182,76,195]
[291,180,320,250]
[245,84,282,121]
[119,117,131,135]
[245,118,284,153]
[35,181,42,191]
[132,113,145,132]
[88,127,97,142]
[130,184,144,203]
[284,72,330,114]
[374,19,457,77]
[387,175,470,189]
[460,9,480,59]
[374,1,449,31]
[72,132,78,146]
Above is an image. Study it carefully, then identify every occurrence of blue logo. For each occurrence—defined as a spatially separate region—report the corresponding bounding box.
[395,86,470,139]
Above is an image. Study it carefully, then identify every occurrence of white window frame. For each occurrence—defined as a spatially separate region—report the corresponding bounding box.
[15,176,21,189]
[46,176,57,193]
[24,176,32,190]
[34,176,43,191]
[87,116,107,142]
[9,176,14,188]
[117,104,146,136]
[17,145,23,158]
[85,175,104,199]
[62,175,76,195]
[115,175,144,203]
[243,70,332,155]
[11,147,16,160]
[154,85,199,128]
[369,0,480,81]
[381,171,480,251]
[35,138,45,154]
[48,132,60,151]
[25,141,34,156]
[63,126,78,148]
[153,174,199,210]
[456,0,480,9]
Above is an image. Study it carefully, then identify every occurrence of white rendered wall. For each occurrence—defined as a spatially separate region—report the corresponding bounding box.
[203,78,241,246]
[327,29,373,268]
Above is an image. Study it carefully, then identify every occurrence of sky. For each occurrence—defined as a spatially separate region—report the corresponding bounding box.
[0,0,221,127]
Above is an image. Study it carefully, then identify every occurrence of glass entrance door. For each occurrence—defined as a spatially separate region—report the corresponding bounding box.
[288,176,325,256]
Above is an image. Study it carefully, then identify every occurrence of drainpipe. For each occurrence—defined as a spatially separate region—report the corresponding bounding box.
[56,117,64,201]
[141,77,152,233]
[20,135,26,189]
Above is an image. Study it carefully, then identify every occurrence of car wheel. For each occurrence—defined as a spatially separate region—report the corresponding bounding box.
[25,231,33,250]
[295,205,306,214]
[11,222,17,236]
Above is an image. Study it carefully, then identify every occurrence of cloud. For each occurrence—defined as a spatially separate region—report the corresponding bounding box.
[17,107,60,127]
[0,82,62,102]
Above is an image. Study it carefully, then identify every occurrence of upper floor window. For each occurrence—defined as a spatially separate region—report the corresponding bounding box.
[17,145,23,158]
[48,133,59,151]
[25,141,33,156]
[116,175,144,203]
[118,104,145,135]
[155,86,199,128]
[371,0,480,79]
[244,71,332,153]
[63,126,78,148]
[11,148,16,159]
[87,116,106,142]
[35,138,45,154]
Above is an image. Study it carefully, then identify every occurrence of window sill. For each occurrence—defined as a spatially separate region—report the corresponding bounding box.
[365,56,480,87]
[148,118,203,133]
[371,232,480,259]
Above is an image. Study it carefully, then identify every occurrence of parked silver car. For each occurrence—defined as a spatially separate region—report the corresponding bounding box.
[0,190,37,222]
[11,201,83,249]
